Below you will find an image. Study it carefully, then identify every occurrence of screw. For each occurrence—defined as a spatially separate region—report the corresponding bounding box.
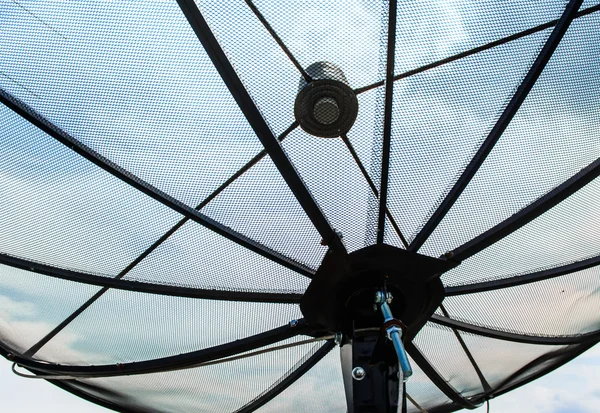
[444,251,454,259]
[334,332,342,345]
[352,367,366,381]
[290,319,299,328]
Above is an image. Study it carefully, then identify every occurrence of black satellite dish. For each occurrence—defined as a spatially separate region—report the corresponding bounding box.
[1,0,599,412]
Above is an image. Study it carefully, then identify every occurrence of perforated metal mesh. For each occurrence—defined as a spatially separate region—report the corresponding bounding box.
[256,345,346,413]
[457,333,567,389]
[0,1,267,210]
[66,341,323,413]
[250,0,388,91]
[346,88,387,246]
[123,219,310,293]
[281,129,373,253]
[405,355,454,412]
[423,12,600,257]
[443,176,600,287]
[414,323,484,397]
[200,154,325,269]
[393,1,567,76]
[40,291,302,365]
[0,102,181,276]
[444,266,600,337]
[387,28,551,243]
[1,1,599,412]
[195,0,299,137]
[0,265,100,354]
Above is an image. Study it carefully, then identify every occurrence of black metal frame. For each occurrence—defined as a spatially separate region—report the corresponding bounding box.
[341,134,409,249]
[5,320,310,377]
[0,253,303,304]
[430,315,600,345]
[452,156,600,262]
[376,0,397,245]
[176,0,346,256]
[0,90,312,277]
[353,3,600,95]
[1,0,598,411]
[409,0,583,253]
[446,254,600,295]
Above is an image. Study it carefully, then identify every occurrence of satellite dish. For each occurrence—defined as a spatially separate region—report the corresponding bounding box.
[1,0,599,412]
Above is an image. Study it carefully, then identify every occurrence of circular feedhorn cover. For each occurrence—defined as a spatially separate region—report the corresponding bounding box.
[295,62,359,138]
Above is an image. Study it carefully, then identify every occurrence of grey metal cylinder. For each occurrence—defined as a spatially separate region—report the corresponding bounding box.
[294,61,358,138]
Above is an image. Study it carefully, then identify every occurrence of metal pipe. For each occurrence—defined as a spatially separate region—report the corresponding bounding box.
[375,292,413,381]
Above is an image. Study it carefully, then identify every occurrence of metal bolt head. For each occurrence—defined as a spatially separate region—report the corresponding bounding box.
[290,319,299,328]
[374,291,386,304]
[352,367,366,381]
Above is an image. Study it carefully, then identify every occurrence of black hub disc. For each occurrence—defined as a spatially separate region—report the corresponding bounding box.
[300,244,459,341]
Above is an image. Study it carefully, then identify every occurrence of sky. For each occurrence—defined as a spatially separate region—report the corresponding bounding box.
[1,343,599,412]
[0,0,599,412]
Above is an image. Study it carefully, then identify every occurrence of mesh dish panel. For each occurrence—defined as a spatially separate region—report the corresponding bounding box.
[387,29,550,244]
[1,1,599,412]
[458,332,567,389]
[65,341,322,413]
[346,88,387,246]
[0,102,181,276]
[0,1,267,209]
[0,265,100,354]
[443,265,600,337]
[281,129,372,253]
[413,322,483,397]
[443,176,600,286]
[196,0,298,136]
[491,343,598,398]
[383,216,407,249]
[405,354,454,412]
[123,219,310,293]
[250,0,387,90]
[43,290,302,365]
[424,12,600,257]
[201,155,325,270]
[255,345,346,413]
[393,1,566,77]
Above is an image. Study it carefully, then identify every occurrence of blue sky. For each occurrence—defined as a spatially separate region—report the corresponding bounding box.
[0,0,599,412]
[1,343,599,412]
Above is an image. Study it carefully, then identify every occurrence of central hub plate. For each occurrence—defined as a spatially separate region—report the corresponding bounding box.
[300,244,458,341]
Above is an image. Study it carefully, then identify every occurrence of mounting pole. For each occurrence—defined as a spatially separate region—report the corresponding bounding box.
[375,291,413,380]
